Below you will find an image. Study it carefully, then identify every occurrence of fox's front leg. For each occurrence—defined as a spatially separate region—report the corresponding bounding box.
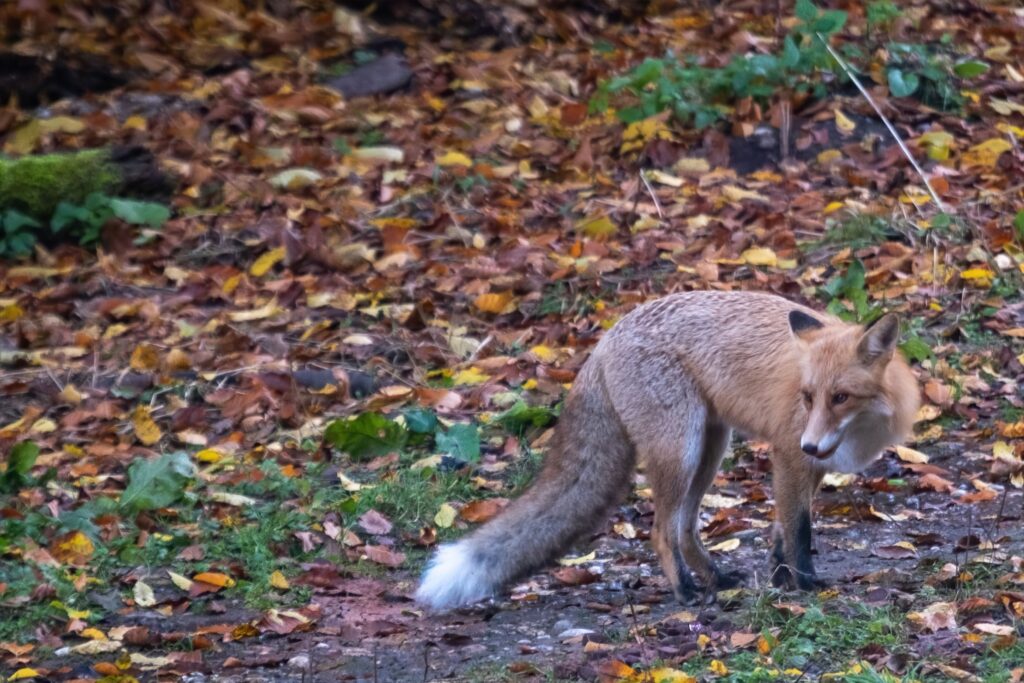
[770,455,825,590]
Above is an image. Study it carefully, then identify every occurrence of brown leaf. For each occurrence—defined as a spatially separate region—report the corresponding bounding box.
[358,510,393,536]
[363,545,406,567]
[459,498,509,523]
[551,566,598,586]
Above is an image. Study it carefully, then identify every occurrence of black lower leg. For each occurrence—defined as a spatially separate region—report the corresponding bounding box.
[672,545,701,604]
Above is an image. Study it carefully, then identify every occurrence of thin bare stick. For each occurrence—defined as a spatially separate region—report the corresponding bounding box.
[639,170,665,219]
[815,33,947,213]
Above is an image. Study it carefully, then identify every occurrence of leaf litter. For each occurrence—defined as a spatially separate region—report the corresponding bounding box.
[0,0,1023,681]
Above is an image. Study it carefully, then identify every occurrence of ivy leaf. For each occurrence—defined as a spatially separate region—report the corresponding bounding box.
[888,69,920,97]
[324,413,408,461]
[120,452,196,512]
[2,210,40,235]
[795,0,819,23]
[435,423,480,463]
[109,199,171,228]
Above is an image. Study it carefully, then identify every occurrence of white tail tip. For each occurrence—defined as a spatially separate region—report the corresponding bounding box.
[415,543,493,610]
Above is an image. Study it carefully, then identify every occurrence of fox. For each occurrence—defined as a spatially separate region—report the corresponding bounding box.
[415,290,920,610]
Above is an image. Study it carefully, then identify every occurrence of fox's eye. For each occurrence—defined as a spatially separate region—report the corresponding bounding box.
[802,391,813,405]
[832,392,849,405]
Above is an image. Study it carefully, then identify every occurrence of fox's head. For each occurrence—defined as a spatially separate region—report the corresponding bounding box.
[789,310,906,472]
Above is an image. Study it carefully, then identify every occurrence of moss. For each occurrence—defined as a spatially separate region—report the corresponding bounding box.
[0,150,120,219]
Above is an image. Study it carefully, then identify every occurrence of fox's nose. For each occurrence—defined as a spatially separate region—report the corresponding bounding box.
[801,442,818,456]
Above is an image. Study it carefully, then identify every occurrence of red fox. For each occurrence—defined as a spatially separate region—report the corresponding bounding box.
[416,291,919,609]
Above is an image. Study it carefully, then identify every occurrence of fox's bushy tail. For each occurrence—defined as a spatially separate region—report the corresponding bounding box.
[415,360,636,610]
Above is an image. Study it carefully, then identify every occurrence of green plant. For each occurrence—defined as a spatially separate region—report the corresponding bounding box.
[590,0,846,128]
[884,43,985,111]
[0,210,41,257]
[866,0,902,36]
[819,259,884,323]
[0,193,169,259]
[815,214,896,249]
[53,193,170,245]
[1,441,40,493]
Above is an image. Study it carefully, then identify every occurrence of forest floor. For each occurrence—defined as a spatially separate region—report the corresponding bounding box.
[1,0,1023,681]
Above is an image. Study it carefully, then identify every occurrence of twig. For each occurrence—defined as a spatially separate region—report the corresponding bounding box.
[639,170,665,219]
[815,33,947,213]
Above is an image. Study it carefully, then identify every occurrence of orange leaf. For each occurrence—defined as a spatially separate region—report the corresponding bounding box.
[193,572,236,589]
[473,291,514,314]
[459,498,509,523]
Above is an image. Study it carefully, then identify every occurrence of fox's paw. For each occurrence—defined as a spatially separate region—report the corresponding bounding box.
[770,563,795,589]
[712,567,747,590]
[795,571,829,591]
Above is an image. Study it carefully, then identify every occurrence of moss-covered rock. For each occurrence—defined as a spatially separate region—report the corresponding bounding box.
[0,149,120,219]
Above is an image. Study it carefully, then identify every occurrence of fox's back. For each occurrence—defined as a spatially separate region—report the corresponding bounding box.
[596,291,835,440]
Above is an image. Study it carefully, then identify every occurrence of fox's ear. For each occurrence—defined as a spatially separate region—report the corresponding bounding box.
[858,313,899,364]
[789,310,824,339]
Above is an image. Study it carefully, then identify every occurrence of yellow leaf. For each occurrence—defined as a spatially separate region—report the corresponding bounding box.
[134,579,156,607]
[228,299,283,322]
[647,170,683,187]
[132,405,163,446]
[918,131,954,161]
[709,660,730,676]
[473,291,514,314]
[195,448,223,463]
[453,367,489,385]
[437,150,473,167]
[960,267,993,289]
[962,138,1012,168]
[576,214,618,238]
[338,471,363,491]
[895,445,929,463]
[823,201,845,214]
[557,551,596,566]
[708,538,741,552]
[834,108,856,134]
[993,441,1015,460]
[193,571,236,588]
[651,668,697,683]
[434,503,457,528]
[529,344,557,363]
[30,418,56,433]
[0,303,23,322]
[250,246,286,277]
[8,668,42,681]
[130,343,161,372]
[168,571,193,591]
[352,146,405,163]
[6,116,85,154]
[723,185,769,203]
[124,115,148,131]
[270,570,290,590]
[81,627,107,640]
[53,530,95,565]
[674,157,710,175]
[817,149,842,165]
[741,247,778,267]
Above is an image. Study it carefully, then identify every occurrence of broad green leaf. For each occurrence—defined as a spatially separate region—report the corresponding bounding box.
[403,408,438,434]
[435,423,480,462]
[109,198,171,228]
[324,413,408,460]
[3,210,40,235]
[795,0,819,22]
[1014,210,1024,241]
[953,60,988,78]
[120,452,195,512]
[887,69,920,98]
[8,441,39,476]
[497,400,558,433]
[900,335,932,363]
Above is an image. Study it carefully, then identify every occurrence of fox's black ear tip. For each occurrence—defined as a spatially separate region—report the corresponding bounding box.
[789,310,824,335]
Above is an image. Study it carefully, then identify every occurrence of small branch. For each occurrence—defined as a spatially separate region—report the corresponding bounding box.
[815,33,947,213]
[639,170,665,219]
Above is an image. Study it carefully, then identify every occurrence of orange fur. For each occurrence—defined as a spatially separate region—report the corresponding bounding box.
[416,291,920,609]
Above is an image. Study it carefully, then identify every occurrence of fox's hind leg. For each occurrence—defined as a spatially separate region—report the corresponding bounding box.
[603,352,739,604]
